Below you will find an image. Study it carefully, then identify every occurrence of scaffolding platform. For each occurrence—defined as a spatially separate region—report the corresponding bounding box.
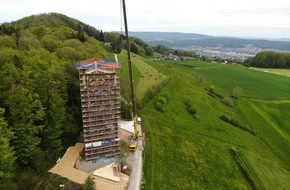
[77,58,121,161]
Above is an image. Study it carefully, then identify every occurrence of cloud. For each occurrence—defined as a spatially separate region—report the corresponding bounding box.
[0,0,290,38]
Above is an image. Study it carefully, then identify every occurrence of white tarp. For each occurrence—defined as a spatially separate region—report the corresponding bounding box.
[85,143,92,148]
[119,120,134,133]
[92,141,102,147]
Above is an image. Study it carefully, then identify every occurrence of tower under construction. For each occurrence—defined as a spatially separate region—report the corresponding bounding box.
[76,58,121,161]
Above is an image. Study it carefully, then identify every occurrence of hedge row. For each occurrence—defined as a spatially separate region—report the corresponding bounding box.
[155,95,168,113]
[137,78,169,110]
[184,99,198,119]
[229,149,259,190]
[205,87,224,99]
[220,115,258,137]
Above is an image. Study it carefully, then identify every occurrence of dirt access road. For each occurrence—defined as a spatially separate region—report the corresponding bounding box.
[127,124,144,190]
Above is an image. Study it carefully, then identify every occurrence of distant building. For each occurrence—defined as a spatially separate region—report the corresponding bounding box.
[104,42,111,48]
[166,53,180,60]
[76,58,121,160]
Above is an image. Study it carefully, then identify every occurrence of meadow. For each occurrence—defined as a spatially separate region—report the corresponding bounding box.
[118,51,166,100]
[126,59,290,189]
[251,67,290,78]
[131,55,166,100]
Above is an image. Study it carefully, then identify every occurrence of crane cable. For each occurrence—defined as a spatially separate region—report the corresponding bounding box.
[119,0,123,34]
[121,0,137,119]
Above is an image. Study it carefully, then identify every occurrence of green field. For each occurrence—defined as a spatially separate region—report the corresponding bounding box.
[118,51,166,100]
[125,59,290,189]
[251,67,290,78]
[131,56,166,99]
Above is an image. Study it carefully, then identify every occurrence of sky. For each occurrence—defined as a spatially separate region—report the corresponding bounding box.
[1,0,290,39]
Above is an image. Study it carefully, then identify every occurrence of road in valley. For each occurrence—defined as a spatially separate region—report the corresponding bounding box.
[127,124,143,190]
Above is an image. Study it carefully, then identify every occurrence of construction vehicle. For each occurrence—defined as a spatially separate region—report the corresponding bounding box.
[137,117,141,124]
[122,0,139,151]
[129,116,139,151]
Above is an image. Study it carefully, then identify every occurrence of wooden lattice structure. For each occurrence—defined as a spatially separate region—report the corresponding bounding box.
[77,58,121,160]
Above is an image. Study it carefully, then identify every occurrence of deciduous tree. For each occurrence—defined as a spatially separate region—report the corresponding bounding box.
[232,87,243,99]
[0,108,17,190]
[6,86,44,169]
[82,175,96,190]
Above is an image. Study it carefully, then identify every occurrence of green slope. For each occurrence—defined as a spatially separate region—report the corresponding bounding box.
[136,60,290,189]
[131,55,167,100]
[251,67,290,78]
[118,51,167,101]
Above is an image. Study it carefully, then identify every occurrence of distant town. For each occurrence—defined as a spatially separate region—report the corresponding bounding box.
[130,32,290,61]
[182,45,287,61]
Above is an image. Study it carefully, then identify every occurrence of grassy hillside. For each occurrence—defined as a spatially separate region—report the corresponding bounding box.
[136,60,290,189]
[131,55,167,100]
[251,67,290,78]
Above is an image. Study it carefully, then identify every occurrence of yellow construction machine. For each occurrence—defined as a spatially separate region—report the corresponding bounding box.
[129,116,139,151]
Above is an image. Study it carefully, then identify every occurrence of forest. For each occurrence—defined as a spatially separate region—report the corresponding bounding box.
[244,51,290,68]
[0,13,118,189]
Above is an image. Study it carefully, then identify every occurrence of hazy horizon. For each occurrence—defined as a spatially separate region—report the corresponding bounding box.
[1,0,290,39]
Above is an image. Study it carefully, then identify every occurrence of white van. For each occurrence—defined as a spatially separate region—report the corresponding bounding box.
[137,117,141,124]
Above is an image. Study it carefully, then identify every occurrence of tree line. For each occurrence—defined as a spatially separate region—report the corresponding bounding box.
[103,33,197,58]
[102,32,154,56]
[245,51,290,68]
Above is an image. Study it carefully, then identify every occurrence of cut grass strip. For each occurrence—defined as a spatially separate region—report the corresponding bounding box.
[250,67,290,78]
[132,56,167,100]
[250,103,289,141]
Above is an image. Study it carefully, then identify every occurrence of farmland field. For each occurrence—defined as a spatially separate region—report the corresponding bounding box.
[126,59,290,189]
[118,51,166,100]
[251,67,290,78]
[131,56,166,100]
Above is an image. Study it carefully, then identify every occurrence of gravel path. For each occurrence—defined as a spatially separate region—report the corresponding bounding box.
[127,124,143,190]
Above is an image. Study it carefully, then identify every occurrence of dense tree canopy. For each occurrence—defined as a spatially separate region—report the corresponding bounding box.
[0,13,106,188]
[245,51,290,68]
[0,108,17,189]
[82,175,96,190]
[154,44,170,55]
[103,32,155,56]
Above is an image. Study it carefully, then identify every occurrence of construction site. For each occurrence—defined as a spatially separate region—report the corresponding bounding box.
[49,2,143,189]
[49,56,143,190]
[76,57,122,161]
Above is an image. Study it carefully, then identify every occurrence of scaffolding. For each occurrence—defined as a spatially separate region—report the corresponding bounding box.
[77,58,121,161]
